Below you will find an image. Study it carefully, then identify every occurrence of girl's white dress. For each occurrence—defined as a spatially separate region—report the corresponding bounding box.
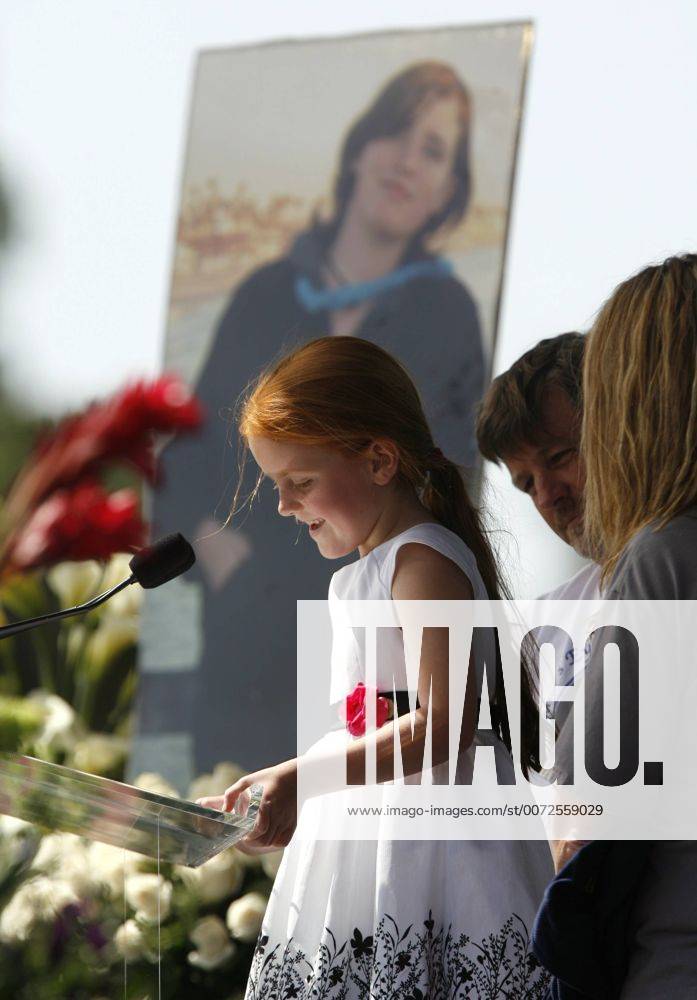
[245,524,553,999]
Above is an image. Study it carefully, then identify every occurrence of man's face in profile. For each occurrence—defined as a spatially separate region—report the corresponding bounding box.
[503,386,588,556]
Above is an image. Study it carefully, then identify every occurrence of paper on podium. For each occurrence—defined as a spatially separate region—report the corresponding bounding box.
[0,753,261,867]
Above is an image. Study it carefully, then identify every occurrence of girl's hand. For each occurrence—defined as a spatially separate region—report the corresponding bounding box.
[197,759,298,850]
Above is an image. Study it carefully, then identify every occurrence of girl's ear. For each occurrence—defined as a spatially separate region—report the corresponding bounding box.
[368,439,400,485]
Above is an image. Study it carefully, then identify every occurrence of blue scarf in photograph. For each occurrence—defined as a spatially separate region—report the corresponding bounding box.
[295,257,453,313]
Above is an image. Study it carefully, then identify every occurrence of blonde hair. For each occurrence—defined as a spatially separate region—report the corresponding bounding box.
[582,253,697,582]
[237,335,541,772]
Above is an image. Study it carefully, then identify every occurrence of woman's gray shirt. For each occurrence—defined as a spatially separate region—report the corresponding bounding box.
[606,508,697,998]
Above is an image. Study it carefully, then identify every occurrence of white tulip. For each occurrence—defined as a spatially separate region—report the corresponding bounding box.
[85,618,139,670]
[226,891,267,943]
[103,588,142,620]
[100,554,143,619]
[177,847,244,904]
[47,560,101,607]
[114,918,149,961]
[65,623,88,663]
[125,873,172,924]
[187,915,236,971]
[100,553,136,593]
[133,772,179,799]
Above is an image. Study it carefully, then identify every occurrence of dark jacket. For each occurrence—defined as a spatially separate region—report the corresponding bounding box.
[532,840,652,1000]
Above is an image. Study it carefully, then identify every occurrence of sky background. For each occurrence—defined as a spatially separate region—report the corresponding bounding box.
[1,0,696,594]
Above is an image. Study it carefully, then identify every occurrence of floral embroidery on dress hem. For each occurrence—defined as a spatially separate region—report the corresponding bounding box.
[244,910,550,999]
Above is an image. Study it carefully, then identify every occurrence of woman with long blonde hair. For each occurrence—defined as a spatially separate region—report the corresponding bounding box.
[199,336,552,999]
[573,253,697,995]
[583,253,697,584]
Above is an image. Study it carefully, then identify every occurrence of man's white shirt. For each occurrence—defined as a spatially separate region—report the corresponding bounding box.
[536,561,602,784]
[538,562,602,687]
[539,561,602,602]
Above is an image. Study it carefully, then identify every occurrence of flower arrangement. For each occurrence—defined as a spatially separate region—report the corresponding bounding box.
[0,375,203,754]
[0,374,202,575]
[0,768,281,998]
[0,376,282,996]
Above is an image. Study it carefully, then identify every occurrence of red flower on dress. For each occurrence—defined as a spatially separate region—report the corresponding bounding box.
[339,683,392,738]
[8,481,146,570]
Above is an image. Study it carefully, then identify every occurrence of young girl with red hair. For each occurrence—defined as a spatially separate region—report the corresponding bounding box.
[200,336,552,999]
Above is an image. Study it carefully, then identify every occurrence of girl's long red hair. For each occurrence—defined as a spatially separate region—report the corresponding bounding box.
[237,336,540,772]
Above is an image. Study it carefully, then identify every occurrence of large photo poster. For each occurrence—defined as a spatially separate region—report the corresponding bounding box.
[132,23,532,786]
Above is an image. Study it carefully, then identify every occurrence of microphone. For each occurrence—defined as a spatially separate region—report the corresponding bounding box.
[129,533,195,589]
[0,533,196,640]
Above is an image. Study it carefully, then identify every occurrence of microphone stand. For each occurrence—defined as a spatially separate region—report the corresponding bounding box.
[0,533,195,642]
[0,576,136,640]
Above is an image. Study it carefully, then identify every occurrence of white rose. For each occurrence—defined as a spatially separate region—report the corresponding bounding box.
[187,760,245,802]
[71,733,128,776]
[212,761,246,788]
[233,845,262,870]
[0,815,32,838]
[0,877,78,944]
[32,832,81,868]
[0,883,36,944]
[32,833,97,896]
[133,772,179,799]
[88,841,146,897]
[187,915,235,971]
[114,918,148,961]
[226,891,267,942]
[47,560,102,607]
[125,873,172,924]
[177,847,244,904]
[260,849,284,880]
[187,772,220,802]
[27,690,83,752]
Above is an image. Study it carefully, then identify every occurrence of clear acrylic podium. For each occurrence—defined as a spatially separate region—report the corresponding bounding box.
[0,753,263,998]
[0,753,261,866]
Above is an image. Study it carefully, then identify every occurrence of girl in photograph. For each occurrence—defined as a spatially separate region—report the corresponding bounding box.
[199,336,552,999]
